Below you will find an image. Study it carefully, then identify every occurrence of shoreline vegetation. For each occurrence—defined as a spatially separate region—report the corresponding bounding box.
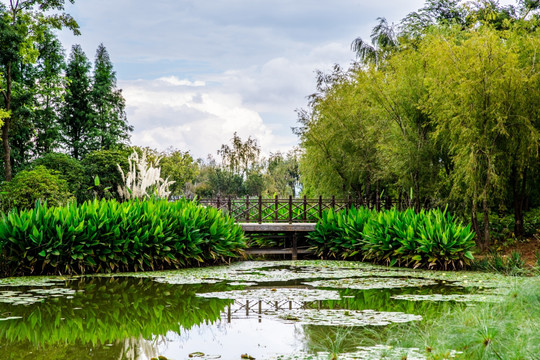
[2,197,538,277]
[0,198,245,276]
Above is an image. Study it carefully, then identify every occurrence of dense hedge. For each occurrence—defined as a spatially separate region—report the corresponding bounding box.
[308,207,475,269]
[0,198,246,275]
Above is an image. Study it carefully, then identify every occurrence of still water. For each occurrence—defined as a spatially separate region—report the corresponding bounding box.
[0,261,506,360]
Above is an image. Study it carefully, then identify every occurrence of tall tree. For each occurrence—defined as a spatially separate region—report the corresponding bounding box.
[91,43,132,150]
[60,44,94,160]
[218,132,261,177]
[423,28,540,249]
[32,29,65,155]
[0,0,79,180]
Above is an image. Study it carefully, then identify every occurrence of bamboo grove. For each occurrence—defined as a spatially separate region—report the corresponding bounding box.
[296,0,540,249]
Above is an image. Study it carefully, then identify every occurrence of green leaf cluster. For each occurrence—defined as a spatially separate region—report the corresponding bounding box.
[0,165,74,211]
[0,198,246,275]
[308,207,475,269]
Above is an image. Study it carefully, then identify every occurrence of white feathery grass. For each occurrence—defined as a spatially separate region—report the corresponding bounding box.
[117,150,175,200]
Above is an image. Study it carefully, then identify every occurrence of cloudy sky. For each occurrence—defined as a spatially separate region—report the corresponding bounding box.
[53,0,514,159]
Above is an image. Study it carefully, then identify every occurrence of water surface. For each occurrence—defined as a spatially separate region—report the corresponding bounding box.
[0,261,512,360]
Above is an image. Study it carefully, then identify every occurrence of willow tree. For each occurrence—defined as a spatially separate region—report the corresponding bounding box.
[368,46,444,209]
[217,132,261,177]
[423,27,540,249]
[296,65,382,198]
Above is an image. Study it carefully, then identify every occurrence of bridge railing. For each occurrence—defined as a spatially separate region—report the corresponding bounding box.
[198,195,404,223]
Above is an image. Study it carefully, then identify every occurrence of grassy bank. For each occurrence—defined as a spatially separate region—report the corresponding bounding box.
[382,278,540,359]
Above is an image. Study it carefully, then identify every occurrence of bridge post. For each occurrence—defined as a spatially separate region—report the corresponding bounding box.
[246,195,250,222]
[288,195,293,223]
[303,195,307,221]
[292,232,298,260]
[274,195,278,222]
[258,195,262,224]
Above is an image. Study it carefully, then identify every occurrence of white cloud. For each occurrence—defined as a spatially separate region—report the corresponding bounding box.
[121,39,354,159]
[121,75,294,159]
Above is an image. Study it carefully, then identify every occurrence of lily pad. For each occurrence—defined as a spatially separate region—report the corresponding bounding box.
[197,288,341,302]
[391,294,503,303]
[272,309,422,326]
[304,277,438,290]
[0,316,23,321]
[0,288,82,306]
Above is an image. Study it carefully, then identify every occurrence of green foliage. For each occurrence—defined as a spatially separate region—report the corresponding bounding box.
[0,0,80,181]
[472,251,527,276]
[265,149,301,197]
[218,132,261,177]
[59,44,95,160]
[416,279,540,359]
[31,30,65,155]
[31,152,84,195]
[0,165,73,211]
[79,149,130,200]
[308,207,476,269]
[159,148,198,197]
[0,198,246,276]
[91,43,132,150]
[299,8,540,249]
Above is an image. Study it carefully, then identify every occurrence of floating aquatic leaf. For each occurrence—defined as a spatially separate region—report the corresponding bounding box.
[228,282,258,286]
[272,309,422,326]
[304,277,438,290]
[0,277,65,287]
[0,287,82,306]
[0,316,23,321]
[197,288,341,302]
[392,294,503,303]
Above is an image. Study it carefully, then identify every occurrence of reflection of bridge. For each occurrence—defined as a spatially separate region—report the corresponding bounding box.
[223,299,323,323]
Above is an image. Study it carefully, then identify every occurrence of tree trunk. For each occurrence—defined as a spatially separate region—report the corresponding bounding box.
[471,201,481,247]
[2,63,12,181]
[482,197,490,251]
[513,167,527,238]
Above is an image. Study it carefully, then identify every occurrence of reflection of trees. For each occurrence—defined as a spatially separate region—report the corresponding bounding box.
[301,286,467,354]
[0,277,232,359]
[305,286,463,318]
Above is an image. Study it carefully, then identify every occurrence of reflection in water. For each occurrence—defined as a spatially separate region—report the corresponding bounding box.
[0,264,473,360]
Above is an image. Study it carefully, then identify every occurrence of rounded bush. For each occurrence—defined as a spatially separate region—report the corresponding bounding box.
[0,166,74,211]
[31,152,85,195]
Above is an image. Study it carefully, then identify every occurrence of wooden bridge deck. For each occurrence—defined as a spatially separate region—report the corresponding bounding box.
[239,223,316,233]
[239,222,316,260]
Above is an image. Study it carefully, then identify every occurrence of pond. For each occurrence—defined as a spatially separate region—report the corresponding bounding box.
[0,260,516,360]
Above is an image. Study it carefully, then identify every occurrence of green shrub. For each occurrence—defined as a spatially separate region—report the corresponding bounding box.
[31,152,85,195]
[80,149,131,201]
[0,198,246,275]
[308,206,475,269]
[472,251,527,275]
[0,166,74,211]
[307,206,373,258]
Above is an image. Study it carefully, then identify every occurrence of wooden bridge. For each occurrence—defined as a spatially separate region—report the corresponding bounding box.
[199,195,398,259]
